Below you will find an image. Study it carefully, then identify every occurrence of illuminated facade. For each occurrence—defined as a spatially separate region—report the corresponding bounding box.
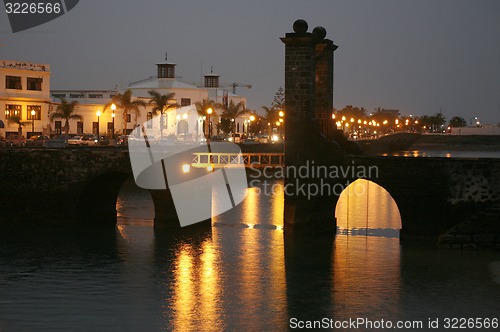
[1,58,250,139]
[0,60,51,138]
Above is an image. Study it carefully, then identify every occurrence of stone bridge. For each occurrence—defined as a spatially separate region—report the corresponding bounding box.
[1,147,499,239]
[0,147,183,228]
[345,156,500,238]
[278,19,499,238]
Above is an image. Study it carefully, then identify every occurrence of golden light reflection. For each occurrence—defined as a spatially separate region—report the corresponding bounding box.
[240,222,261,311]
[172,244,196,332]
[333,179,402,318]
[199,239,220,329]
[335,179,402,233]
[117,224,128,240]
[333,236,401,319]
[271,182,284,228]
[268,225,287,319]
[169,237,225,330]
[240,186,260,224]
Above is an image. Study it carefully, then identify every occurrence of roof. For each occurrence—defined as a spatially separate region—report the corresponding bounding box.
[155,61,176,66]
[129,77,201,90]
[1,60,50,72]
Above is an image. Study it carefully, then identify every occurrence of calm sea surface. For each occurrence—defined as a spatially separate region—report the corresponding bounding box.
[1,178,499,331]
[384,150,500,159]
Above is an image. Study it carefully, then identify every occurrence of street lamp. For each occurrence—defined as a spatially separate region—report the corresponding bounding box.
[207,108,213,138]
[111,103,116,139]
[30,109,36,137]
[96,110,101,137]
[249,115,255,135]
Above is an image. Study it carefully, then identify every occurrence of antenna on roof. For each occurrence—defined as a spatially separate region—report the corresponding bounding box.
[211,66,213,73]
[165,52,168,61]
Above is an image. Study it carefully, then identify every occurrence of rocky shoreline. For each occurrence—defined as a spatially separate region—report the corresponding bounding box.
[438,203,500,250]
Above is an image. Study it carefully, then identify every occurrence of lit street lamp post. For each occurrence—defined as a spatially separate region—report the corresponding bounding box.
[30,109,36,137]
[96,110,101,137]
[207,108,213,140]
[249,115,255,135]
[111,103,116,139]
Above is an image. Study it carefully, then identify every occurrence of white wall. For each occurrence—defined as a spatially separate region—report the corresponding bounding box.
[451,127,500,135]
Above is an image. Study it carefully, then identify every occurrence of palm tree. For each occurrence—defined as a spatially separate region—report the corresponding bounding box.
[49,98,82,135]
[195,99,217,117]
[262,105,279,137]
[148,90,178,138]
[221,100,247,139]
[105,89,147,135]
[7,115,28,138]
[195,99,218,138]
[449,116,467,128]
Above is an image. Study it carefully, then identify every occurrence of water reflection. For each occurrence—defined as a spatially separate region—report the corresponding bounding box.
[333,236,401,320]
[121,177,405,329]
[336,179,402,237]
[154,180,288,331]
[3,177,499,331]
[384,150,500,159]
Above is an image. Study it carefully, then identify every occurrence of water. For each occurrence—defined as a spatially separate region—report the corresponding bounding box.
[384,150,500,159]
[1,179,500,331]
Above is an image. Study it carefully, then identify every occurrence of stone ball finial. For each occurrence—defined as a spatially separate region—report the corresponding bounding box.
[313,26,327,40]
[293,19,308,33]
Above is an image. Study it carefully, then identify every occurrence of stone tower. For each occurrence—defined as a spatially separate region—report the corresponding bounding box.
[281,19,341,235]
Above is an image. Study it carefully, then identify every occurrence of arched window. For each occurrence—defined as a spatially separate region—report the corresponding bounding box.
[146,112,153,129]
[177,120,188,135]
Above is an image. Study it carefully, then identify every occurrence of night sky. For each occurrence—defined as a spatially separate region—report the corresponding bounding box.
[1,0,499,123]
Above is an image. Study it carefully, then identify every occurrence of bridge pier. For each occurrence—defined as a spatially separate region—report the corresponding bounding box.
[281,20,342,235]
[150,189,182,229]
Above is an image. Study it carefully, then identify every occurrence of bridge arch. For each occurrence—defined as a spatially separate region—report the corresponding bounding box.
[335,179,402,237]
[77,171,132,223]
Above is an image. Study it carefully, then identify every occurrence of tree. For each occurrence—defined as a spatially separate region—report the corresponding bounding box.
[271,86,285,111]
[148,90,177,138]
[195,99,217,117]
[106,89,147,135]
[7,115,29,138]
[336,105,367,119]
[49,98,82,135]
[221,100,247,138]
[195,99,219,138]
[418,112,446,132]
[448,116,467,128]
[430,112,446,132]
[248,111,263,134]
[219,118,232,135]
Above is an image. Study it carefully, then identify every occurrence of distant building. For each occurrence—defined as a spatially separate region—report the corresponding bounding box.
[49,57,249,138]
[451,125,500,135]
[0,60,51,138]
[2,57,250,139]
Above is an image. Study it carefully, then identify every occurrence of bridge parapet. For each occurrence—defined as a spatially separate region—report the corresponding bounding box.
[0,147,132,224]
[347,156,500,238]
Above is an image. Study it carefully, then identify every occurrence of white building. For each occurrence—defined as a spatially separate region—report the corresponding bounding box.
[49,90,118,136]
[0,60,51,138]
[49,58,249,139]
[450,125,500,135]
[1,57,250,140]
